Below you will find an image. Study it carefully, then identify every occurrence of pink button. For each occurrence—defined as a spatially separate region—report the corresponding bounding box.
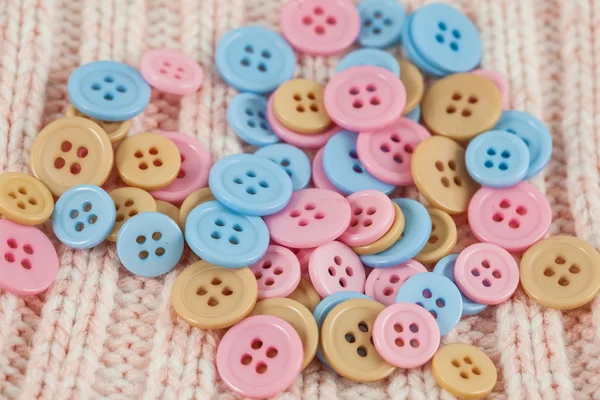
[373,302,440,369]
[280,0,360,56]
[338,190,395,247]
[288,247,315,272]
[150,131,212,204]
[324,66,406,132]
[312,147,342,194]
[140,49,204,95]
[308,241,366,297]
[0,219,59,295]
[357,118,431,186]
[365,260,427,306]
[216,315,303,399]
[468,182,551,252]
[264,188,351,249]
[471,69,509,109]
[249,245,301,299]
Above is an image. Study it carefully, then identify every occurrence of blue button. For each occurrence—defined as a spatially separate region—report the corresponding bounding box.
[255,144,311,190]
[52,184,115,249]
[360,198,431,268]
[68,61,151,121]
[466,130,530,188]
[402,15,447,77]
[185,200,269,268]
[493,110,552,179]
[216,26,295,94]
[357,0,405,48]
[116,212,184,278]
[323,131,395,195]
[405,105,421,122]
[336,49,400,76]
[395,272,462,335]
[227,93,280,147]
[433,254,487,316]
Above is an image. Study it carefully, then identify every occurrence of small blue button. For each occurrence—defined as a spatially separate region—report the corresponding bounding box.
[402,15,447,77]
[336,49,400,76]
[228,93,280,147]
[405,105,421,122]
[68,61,151,121]
[357,0,405,48]
[117,212,184,278]
[255,144,311,190]
[52,184,115,249]
[185,200,269,268]
[216,26,296,94]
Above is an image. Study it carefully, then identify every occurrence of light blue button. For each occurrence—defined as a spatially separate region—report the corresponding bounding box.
[216,26,295,94]
[395,272,462,335]
[466,130,530,188]
[227,93,279,147]
[405,105,421,122]
[357,0,405,48]
[209,153,293,216]
[52,184,115,249]
[117,212,184,278]
[68,61,151,121]
[336,49,400,76]
[185,201,269,268]
[360,198,431,268]
[401,15,447,77]
[255,144,311,190]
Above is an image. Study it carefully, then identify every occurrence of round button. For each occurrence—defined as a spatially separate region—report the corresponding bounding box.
[30,117,113,197]
[273,79,331,134]
[66,104,131,143]
[312,147,342,194]
[353,201,404,255]
[357,0,405,48]
[228,93,279,147]
[398,60,424,115]
[139,49,203,95]
[108,187,157,242]
[0,172,54,225]
[414,208,457,265]
[216,26,295,94]
[255,144,311,191]
[406,104,421,122]
[309,241,366,297]
[471,69,509,109]
[339,190,395,247]
[292,247,315,272]
[336,49,400,76]
[68,61,151,121]
[249,245,301,299]
[288,276,321,312]
[178,188,215,229]
[401,14,447,77]
[365,259,427,306]
[155,200,180,230]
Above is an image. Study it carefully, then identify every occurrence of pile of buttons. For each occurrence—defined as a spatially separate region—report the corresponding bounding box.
[1,0,599,398]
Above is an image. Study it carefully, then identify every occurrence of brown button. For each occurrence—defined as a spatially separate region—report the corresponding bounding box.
[155,200,181,231]
[398,60,424,115]
[178,188,216,229]
[107,187,156,241]
[411,136,479,215]
[422,74,502,141]
[0,172,54,225]
[287,277,321,312]
[30,117,113,197]
[520,236,600,310]
[414,208,457,264]
[273,79,332,134]
[321,298,395,382]
[432,343,497,399]
[171,261,258,329]
[66,104,131,144]
[353,201,404,255]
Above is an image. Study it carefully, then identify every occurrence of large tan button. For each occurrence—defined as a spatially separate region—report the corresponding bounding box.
[115,132,181,190]
[171,261,258,329]
[414,208,457,264]
[251,297,318,370]
[66,104,131,144]
[398,60,424,115]
[321,298,395,382]
[155,200,181,231]
[107,187,156,241]
[422,74,502,141]
[30,117,113,197]
[411,136,479,215]
[287,277,320,312]
[520,236,600,310]
[178,187,215,229]
[432,343,497,399]
[353,201,404,255]
[273,79,332,134]
[0,172,54,225]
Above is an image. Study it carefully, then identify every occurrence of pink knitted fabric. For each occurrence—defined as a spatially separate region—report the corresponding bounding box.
[0,0,598,398]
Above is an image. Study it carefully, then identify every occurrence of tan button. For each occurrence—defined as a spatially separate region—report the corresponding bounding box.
[398,60,424,115]
[0,172,54,225]
[287,277,320,312]
[155,200,181,230]
[115,132,181,191]
[171,261,257,329]
[520,236,600,310]
[411,136,479,215]
[353,201,404,255]
[273,79,332,134]
[321,298,395,382]
[251,297,318,370]
[422,74,502,141]
[178,188,216,229]
[30,117,113,197]
[432,343,497,399]
[107,187,156,241]
[66,104,131,144]
[414,208,457,264]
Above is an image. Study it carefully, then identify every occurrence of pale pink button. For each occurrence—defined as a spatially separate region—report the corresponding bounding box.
[471,69,509,109]
[357,118,431,186]
[216,315,303,399]
[373,302,440,369]
[249,245,301,299]
[468,182,551,252]
[312,147,342,194]
[338,190,395,247]
[140,49,204,95]
[288,247,315,272]
[0,219,59,295]
[365,260,427,306]
[308,241,366,297]
[324,66,406,132]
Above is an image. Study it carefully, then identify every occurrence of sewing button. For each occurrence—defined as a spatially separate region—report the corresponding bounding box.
[339,190,395,247]
[273,79,332,134]
[336,49,400,76]
[228,93,279,147]
[66,104,131,143]
[292,247,315,272]
[356,0,405,48]
[249,245,301,299]
[288,276,321,312]
[414,208,457,265]
[471,69,509,109]
[178,187,216,229]
[405,105,421,122]
[308,241,366,297]
[155,200,181,230]
[364,259,427,306]
[401,14,447,77]
[108,187,157,242]
[398,60,424,115]
[312,147,342,194]
[353,200,404,255]
[139,49,204,95]
[0,172,54,225]
[255,143,311,191]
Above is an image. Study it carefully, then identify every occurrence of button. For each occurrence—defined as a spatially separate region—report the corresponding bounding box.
[312,147,343,194]
[336,49,400,76]
[364,259,427,306]
[68,61,151,121]
[139,49,204,95]
[468,182,551,252]
[287,276,321,312]
[405,104,421,122]
[357,0,405,48]
[255,144,311,191]
[273,79,332,134]
[264,188,351,249]
[178,188,215,229]
[155,200,181,230]
[280,0,360,56]
[353,200,404,255]
[171,260,258,328]
[108,187,157,242]
[411,136,480,215]
[216,315,303,398]
[339,190,395,247]
[398,60,424,115]
[249,245,301,299]
[471,69,509,109]
[520,236,600,310]
[228,93,280,147]
[0,219,59,295]
[66,104,131,143]
[414,208,457,265]
[401,14,447,77]
[216,26,295,94]
[308,241,366,297]
[324,66,406,132]
[0,172,54,225]
[30,117,114,197]
[292,247,315,272]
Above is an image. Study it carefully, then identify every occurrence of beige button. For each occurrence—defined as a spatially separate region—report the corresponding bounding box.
[0,172,54,225]
[155,200,181,231]
[273,79,332,134]
[178,188,216,229]
[321,298,395,382]
[398,60,424,115]
[30,117,113,197]
[66,104,131,144]
[414,208,457,264]
[353,201,404,255]
[422,74,502,141]
[251,297,318,370]
[107,187,156,241]
[520,236,600,310]
[115,132,181,191]
[172,261,258,329]
[432,343,497,399]
[287,277,321,312]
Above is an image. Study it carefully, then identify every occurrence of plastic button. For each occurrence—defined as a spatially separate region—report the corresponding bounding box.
[273,79,332,134]
[139,49,203,95]
[353,200,404,255]
[287,276,321,312]
[107,187,157,241]
[178,188,215,229]
[336,49,400,76]
[365,259,427,306]
[312,147,343,194]
[255,144,311,191]
[339,190,395,247]
[228,93,279,147]
[401,14,447,77]
[66,104,131,144]
[0,172,54,225]
[471,69,509,109]
[308,241,366,297]
[357,0,405,48]
[414,208,457,265]
[155,200,180,230]
[249,245,301,299]
[398,60,424,115]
